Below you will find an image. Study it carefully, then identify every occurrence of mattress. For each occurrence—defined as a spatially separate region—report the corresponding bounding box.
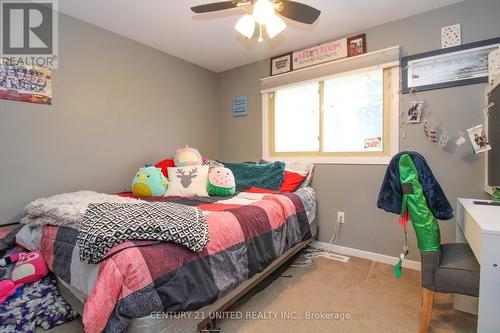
[16,187,317,332]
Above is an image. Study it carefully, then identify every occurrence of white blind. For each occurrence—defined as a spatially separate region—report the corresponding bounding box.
[261,46,400,93]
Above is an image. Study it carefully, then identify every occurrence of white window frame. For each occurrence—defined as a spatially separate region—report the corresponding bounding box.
[262,63,400,165]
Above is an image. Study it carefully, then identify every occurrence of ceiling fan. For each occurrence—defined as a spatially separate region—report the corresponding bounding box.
[191,0,321,42]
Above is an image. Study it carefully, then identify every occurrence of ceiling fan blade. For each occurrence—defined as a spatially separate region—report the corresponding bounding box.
[191,1,238,13]
[278,0,321,24]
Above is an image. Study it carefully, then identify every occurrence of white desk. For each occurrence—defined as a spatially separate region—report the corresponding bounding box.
[456,198,500,333]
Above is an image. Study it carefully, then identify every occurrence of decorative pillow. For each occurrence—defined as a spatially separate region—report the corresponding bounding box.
[132,165,168,197]
[285,162,314,188]
[223,161,285,190]
[207,167,236,196]
[155,159,175,177]
[174,146,202,167]
[261,159,313,188]
[280,170,308,192]
[165,165,209,197]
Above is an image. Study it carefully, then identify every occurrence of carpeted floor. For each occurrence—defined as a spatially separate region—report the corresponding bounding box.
[44,256,477,333]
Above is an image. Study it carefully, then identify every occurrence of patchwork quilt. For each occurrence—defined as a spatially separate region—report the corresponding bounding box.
[17,188,315,333]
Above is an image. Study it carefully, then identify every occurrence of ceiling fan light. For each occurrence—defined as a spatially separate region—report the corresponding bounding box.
[235,14,256,39]
[253,0,274,25]
[266,14,286,38]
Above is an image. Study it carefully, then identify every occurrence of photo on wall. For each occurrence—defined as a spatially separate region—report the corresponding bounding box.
[0,63,52,105]
[347,34,366,57]
[406,101,423,123]
[467,124,491,154]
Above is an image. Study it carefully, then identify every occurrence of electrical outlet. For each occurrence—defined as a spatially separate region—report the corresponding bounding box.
[337,211,345,223]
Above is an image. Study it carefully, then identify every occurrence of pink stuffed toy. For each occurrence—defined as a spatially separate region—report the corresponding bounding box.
[0,250,48,303]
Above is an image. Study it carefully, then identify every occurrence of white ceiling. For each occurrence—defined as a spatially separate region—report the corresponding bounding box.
[58,0,463,72]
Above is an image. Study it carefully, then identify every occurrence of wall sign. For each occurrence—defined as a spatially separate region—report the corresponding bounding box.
[232,96,248,117]
[292,38,347,70]
[402,37,500,93]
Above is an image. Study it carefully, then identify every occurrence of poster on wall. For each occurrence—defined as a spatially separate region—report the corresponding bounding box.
[441,24,461,48]
[292,38,347,70]
[0,63,52,105]
[402,37,500,94]
[232,96,248,117]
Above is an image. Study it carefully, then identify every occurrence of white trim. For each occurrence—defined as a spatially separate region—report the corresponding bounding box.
[312,241,421,271]
[261,66,400,165]
[263,155,393,165]
[260,46,400,85]
[484,81,500,195]
[261,60,400,94]
[262,93,270,159]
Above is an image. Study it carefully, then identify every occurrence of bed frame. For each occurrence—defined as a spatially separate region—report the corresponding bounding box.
[58,219,318,332]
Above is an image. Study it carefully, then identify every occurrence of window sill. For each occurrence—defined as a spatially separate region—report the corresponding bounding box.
[264,155,392,165]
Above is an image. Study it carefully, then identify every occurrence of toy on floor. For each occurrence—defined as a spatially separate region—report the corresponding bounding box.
[0,250,48,303]
[174,146,202,167]
[207,167,236,196]
[0,276,76,333]
[132,165,168,197]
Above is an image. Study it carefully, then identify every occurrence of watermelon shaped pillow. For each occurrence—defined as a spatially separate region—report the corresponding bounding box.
[207,167,236,197]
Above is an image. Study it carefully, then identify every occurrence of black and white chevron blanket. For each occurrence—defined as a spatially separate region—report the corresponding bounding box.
[77,202,209,264]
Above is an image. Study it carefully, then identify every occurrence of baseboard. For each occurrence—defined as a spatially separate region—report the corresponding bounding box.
[312,241,421,271]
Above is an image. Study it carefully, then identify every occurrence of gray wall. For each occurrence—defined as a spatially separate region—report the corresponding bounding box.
[0,13,220,224]
[218,0,500,260]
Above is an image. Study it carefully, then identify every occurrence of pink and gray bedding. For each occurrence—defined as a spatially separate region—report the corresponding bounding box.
[77,202,209,264]
[16,188,314,333]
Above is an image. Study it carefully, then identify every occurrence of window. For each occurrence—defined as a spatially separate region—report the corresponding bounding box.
[264,66,399,164]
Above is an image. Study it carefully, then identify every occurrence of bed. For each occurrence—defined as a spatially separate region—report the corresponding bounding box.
[15,187,317,333]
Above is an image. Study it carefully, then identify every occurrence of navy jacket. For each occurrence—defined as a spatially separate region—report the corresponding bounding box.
[377,151,454,220]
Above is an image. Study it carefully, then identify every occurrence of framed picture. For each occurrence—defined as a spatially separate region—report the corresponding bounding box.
[347,34,366,57]
[270,52,293,76]
[0,63,52,105]
[402,37,500,94]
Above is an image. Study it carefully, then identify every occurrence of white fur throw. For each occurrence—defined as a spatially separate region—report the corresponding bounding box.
[21,191,138,230]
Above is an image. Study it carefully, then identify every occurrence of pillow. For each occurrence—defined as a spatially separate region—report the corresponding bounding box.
[223,161,285,190]
[203,159,224,172]
[174,146,202,167]
[165,165,209,197]
[285,162,314,188]
[155,159,175,177]
[207,167,236,196]
[280,170,308,192]
[260,159,314,188]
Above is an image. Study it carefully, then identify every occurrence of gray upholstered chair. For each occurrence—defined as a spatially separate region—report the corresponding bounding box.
[419,243,480,333]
